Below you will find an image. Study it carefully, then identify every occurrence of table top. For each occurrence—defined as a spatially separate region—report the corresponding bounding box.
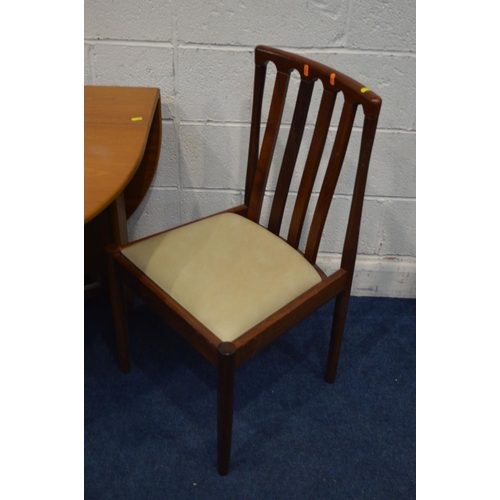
[84,86,160,224]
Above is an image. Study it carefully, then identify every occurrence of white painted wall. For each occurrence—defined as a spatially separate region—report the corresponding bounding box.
[84,0,416,298]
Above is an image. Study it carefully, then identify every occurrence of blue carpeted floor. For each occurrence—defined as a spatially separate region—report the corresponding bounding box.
[85,296,415,499]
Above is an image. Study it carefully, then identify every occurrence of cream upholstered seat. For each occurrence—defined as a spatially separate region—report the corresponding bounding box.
[121,213,322,342]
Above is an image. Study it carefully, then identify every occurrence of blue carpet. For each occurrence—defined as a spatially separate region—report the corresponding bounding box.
[85,296,415,499]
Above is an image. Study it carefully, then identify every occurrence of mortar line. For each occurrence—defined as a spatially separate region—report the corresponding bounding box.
[316,252,416,261]
[178,120,416,134]
[83,39,415,58]
[170,0,182,221]
[176,42,415,57]
[177,187,415,202]
[87,44,96,84]
[83,39,173,48]
[343,0,354,46]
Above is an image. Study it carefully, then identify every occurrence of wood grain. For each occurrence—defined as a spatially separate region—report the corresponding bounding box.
[84,86,160,223]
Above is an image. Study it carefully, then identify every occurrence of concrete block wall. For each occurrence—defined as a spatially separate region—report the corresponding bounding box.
[85,0,416,297]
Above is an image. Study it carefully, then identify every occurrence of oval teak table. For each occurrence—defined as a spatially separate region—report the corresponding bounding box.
[84,86,162,295]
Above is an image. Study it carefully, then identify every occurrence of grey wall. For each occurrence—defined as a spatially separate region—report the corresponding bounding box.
[85,0,416,297]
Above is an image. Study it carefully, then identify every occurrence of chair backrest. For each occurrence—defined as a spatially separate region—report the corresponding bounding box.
[245,46,382,273]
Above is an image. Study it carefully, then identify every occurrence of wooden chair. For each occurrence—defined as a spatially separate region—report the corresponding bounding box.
[106,45,382,475]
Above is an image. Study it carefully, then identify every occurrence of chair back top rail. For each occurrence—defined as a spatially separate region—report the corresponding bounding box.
[255,46,381,118]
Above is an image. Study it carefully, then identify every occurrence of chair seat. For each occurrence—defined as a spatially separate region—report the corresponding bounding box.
[121,213,322,342]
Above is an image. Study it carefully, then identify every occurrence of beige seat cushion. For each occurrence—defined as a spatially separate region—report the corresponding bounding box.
[121,213,322,342]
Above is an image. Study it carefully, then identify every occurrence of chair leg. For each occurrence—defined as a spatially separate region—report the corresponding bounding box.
[217,342,236,476]
[325,291,351,384]
[107,250,131,374]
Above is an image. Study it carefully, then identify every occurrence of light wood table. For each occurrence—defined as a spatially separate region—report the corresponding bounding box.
[85,86,162,295]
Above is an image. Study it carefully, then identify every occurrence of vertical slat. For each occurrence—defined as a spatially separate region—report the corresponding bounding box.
[268,79,314,236]
[287,90,337,248]
[245,64,267,207]
[325,116,379,384]
[247,70,290,223]
[304,100,358,263]
[338,115,379,274]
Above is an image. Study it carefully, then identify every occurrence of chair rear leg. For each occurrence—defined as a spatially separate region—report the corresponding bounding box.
[325,291,351,384]
[217,342,236,476]
[107,250,131,374]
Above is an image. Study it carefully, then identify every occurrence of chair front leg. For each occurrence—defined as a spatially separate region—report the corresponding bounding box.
[325,290,351,384]
[107,248,131,374]
[217,342,236,475]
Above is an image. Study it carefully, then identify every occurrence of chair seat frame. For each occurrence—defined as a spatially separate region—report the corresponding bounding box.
[106,45,382,475]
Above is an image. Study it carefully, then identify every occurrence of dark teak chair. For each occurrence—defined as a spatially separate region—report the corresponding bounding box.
[106,46,382,475]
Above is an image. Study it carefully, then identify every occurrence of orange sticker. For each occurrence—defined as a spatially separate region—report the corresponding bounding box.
[330,73,336,86]
[304,64,309,77]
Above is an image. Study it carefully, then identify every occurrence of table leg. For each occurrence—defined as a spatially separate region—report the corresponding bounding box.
[84,192,129,298]
[109,192,128,245]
